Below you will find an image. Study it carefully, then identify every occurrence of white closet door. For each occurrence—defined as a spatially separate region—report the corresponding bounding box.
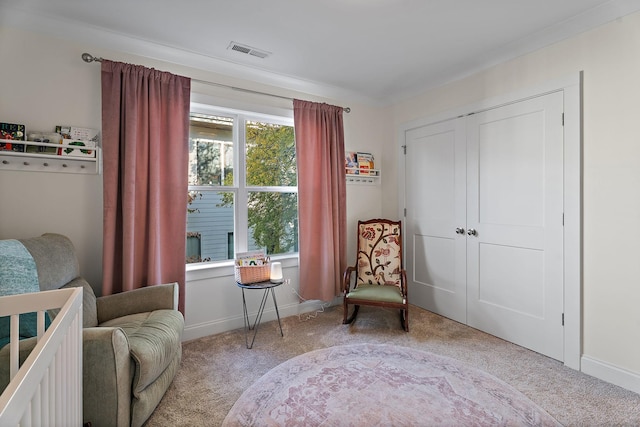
[405,118,467,324]
[465,91,564,361]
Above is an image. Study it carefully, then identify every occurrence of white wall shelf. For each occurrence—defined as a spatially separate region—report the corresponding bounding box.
[346,170,380,185]
[0,139,101,175]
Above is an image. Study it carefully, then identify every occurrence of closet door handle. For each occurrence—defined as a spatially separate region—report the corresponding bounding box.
[455,227,465,235]
[467,228,477,236]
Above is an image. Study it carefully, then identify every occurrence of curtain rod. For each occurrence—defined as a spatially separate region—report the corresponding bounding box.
[81,53,351,113]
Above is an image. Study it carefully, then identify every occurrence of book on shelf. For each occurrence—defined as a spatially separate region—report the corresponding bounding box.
[0,122,26,152]
[345,151,359,175]
[55,125,100,143]
[356,151,375,176]
[355,151,373,162]
[59,140,96,157]
[235,250,268,266]
[55,125,100,156]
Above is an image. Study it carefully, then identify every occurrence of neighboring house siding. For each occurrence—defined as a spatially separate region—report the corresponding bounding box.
[186,191,259,262]
[187,192,233,261]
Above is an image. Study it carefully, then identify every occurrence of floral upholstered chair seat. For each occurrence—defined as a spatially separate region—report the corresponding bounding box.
[343,219,408,331]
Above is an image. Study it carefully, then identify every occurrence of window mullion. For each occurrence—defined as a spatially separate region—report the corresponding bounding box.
[235,114,249,253]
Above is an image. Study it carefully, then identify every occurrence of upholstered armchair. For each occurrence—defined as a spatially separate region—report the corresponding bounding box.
[342,219,409,331]
[0,233,184,427]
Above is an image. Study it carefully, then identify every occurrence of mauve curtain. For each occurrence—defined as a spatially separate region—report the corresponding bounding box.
[293,99,347,302]
[101,60,190,313]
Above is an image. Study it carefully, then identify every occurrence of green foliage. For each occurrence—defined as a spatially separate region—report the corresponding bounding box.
[246,122,297,187]
[248,192,298,255]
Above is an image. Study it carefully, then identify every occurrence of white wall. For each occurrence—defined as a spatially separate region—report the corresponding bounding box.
[0,26,103,287]
[387,12,640,388]
[0,25,384,338]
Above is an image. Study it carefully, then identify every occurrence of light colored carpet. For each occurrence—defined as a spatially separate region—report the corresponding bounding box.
[145,304,640,426]
[222,343,561,426]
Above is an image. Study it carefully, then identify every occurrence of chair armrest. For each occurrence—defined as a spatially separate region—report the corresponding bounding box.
[0,328,133,427]
[343,266,356,294]
[96,282,179,324]
[82,327,132,427]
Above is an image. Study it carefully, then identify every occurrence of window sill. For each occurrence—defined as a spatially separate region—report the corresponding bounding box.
[186,254,299,282]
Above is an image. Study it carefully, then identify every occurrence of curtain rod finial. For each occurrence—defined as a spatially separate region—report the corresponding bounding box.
[81,53,103,63]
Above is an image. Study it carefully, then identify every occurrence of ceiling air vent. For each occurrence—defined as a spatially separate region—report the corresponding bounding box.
[227,42,271,59]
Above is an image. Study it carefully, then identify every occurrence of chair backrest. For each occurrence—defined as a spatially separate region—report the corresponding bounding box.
[356,219,403,287]
[18,233,79,292]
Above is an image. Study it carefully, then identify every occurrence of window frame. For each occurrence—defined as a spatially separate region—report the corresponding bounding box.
[187,102,298,271]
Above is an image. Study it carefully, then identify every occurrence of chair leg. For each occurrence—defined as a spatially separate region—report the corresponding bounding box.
[400,309,409,332]
[344,304,360,324]
[343,300,349,324]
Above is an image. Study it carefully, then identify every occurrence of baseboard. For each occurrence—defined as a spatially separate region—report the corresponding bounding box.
[182,299,331,342]
[581,355,640,395]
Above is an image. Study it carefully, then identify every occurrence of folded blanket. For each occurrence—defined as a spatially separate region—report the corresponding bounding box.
[0,239,48,348]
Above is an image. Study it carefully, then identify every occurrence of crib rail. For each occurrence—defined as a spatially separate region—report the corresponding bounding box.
[0,287,83,426]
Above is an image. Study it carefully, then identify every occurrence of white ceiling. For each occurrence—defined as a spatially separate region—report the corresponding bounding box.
[2,0,640,105]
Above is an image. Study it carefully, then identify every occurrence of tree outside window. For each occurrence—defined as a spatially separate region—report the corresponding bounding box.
[245,121,297,255]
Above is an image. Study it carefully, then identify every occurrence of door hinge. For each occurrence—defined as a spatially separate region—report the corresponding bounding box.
[562,213,564,226]
[561,113,564,126]
[402,145,407,155]
[562,313,565,326]
[404,208,407,217]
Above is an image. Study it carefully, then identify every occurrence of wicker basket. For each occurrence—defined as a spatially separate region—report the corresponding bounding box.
[234,263,271,284]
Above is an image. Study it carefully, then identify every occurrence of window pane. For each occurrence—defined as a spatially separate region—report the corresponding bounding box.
[246,121,296,187]
[186,190,235,263]
[189,114,234,186]
[248,191,298,255]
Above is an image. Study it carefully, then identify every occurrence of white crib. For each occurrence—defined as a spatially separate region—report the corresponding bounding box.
[0,287,83,426]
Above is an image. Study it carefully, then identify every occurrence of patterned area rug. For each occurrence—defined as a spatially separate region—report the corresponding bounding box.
[223,343,561,426]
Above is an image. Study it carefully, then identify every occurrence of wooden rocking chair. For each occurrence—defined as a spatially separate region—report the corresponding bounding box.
[342,218,408,331]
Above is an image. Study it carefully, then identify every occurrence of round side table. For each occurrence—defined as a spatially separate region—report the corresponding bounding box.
[236,280,284,349]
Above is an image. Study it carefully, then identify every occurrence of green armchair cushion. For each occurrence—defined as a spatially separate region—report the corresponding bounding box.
[346,284,404,304]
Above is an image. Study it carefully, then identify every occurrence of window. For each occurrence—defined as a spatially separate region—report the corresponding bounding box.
[186,108,298,264]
